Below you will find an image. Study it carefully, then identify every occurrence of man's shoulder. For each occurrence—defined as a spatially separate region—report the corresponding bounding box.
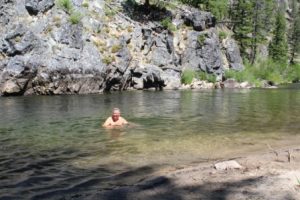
[119,117,128,123]
[105,117,113,122]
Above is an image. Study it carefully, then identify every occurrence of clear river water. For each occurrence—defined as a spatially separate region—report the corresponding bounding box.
[1,86,300,199]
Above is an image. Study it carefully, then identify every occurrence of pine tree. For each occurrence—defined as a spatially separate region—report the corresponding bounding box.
[263,0,276,32]
[289,0,300,64]
[269,10,288,63]
[207,0,229,20]
[231,0,254,60]
[250,0,275,64]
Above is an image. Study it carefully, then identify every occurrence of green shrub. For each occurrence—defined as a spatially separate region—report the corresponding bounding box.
[111,44,122,53]
[82,2,89,8]
[102,55,116,65]
[225,58,293,85]
[69,11,83,24]
[198,71,206,81]
[198,71,217,83]
[104,5,116,17]
[250,59,286,84]
[56,0,73,13]
[197,34,206,46]
[219,31,227,40]
[206,74,217,83]
[286,63,300,82]
[161,18,177,32]
[181,69,196,84]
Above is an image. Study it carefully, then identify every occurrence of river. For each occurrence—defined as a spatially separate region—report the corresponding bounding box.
[1,86,300,199]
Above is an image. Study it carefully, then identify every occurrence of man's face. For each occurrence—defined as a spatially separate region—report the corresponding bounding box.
[112,111,120,121]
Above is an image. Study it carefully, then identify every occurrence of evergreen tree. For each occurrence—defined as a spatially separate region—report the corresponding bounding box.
[289,0,300,64]
[263,0,276,32]
[207,0,229,20]
[231,0,254,60]
[250,0,275,64]
[269,10,288,63]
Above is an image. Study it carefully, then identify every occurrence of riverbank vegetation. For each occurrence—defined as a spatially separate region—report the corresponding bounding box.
[142,0,300,86]
[200,0,299,85]
[181,69,217,84]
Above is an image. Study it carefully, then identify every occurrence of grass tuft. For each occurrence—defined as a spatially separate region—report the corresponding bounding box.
[69,11,83,24]
[181,69,196,84]
[111,44,122,53]
[56,0,73,13]
[161,17,177,32]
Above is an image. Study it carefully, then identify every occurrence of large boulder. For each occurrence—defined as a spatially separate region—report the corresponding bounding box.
[1,80,22,95]
[25,0,55,15]
[222,79,240,88]
[161,69,181,90]
[131,64,165,90]
[150,31,178,67]
[223,39,244,71]
[183,8,215,31]
[181,29,224,76]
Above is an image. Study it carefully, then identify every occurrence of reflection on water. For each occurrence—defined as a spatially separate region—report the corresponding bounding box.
[1,87,300,199]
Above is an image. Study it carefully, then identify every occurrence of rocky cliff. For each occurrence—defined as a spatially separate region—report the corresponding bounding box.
[0,0,244,96]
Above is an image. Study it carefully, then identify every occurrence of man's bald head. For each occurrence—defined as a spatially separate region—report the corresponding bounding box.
[112,108,121,121]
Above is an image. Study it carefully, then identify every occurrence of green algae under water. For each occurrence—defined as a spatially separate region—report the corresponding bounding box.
[1,86,300,198]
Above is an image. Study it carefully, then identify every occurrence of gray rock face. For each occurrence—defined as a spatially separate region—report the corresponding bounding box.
[102,41,132,92]
[161,69,181,90]
[58,23,83,49]
[224,39,244,71]
[131,64,165,90]
[0,0,15,27]
[150,31,178,67]
[182,29,223,75]
[25,0,55,15]
[183,8,215,31]
[0,0,244,96]
[0,24,40,56]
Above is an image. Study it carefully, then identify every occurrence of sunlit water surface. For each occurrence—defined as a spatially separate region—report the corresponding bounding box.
[1,86,300,199]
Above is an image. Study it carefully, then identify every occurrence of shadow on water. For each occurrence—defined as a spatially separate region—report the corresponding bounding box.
[92,175,295,200]
[0,146,158,200]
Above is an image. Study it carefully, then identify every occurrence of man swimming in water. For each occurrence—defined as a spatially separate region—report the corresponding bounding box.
[103,108,128,128]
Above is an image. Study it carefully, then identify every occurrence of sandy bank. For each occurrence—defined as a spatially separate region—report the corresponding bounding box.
[95,146,300,200]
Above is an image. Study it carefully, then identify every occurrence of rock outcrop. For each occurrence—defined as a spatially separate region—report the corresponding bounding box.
[181,29,224,77]
[223,38,244,71]
[0,0,243,96]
